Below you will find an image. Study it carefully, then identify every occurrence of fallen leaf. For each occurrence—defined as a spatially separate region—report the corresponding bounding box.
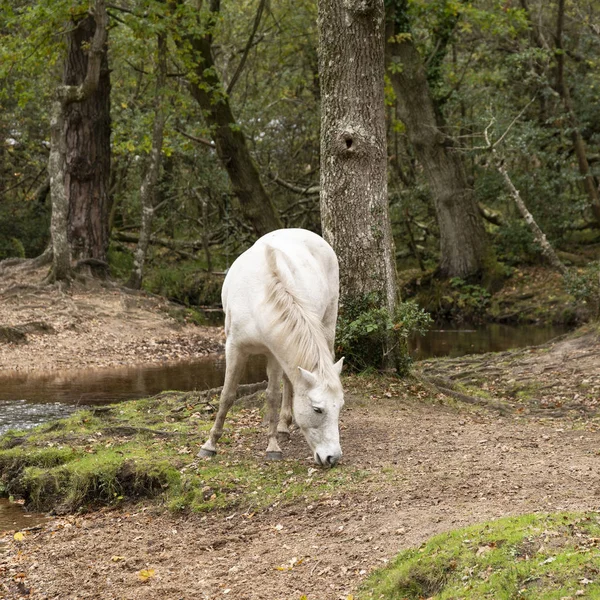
[138,568,156,581]
[13,532,25,542]
[111,556,126,562]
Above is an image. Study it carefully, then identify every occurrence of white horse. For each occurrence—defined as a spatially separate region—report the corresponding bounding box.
[199,228,344,467]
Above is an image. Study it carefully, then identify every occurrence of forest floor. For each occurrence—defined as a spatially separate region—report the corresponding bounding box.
[0,266,600,599]
[0,266,224,372]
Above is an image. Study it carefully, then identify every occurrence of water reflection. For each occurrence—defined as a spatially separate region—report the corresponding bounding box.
[0,498,49,534]
[411,323,568,360]
[0,354,266,435]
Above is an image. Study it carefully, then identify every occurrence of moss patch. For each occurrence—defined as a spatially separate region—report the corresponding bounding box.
[0,392,365,514]
[358,512,600,599]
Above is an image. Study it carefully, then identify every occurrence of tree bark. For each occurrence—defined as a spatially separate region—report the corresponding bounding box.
[63,11,111,264]
[319,0,399,366]
[386,0,493,280]
[127,34,168,290]
[181,2,282,237]
[48,0,109,282]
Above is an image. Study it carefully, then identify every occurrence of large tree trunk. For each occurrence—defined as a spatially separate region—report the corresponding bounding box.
[181,2,282,237]
[48,0,108,282]
[63,12,111,264]
[319,0,399,367]
[386,1,492,279]
[127,34,168,290]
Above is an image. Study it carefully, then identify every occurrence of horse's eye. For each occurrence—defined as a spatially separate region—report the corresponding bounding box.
[313,407,323,414]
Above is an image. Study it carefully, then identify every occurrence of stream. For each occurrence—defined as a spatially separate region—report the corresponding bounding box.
[0,322,568,531]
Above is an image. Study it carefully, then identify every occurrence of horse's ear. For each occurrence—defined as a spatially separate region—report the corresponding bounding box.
[298,366,318,387]
[334,357,344,375]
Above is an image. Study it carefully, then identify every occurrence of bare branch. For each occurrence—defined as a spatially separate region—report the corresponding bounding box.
[269,173,320,195]
[226,0,267,95]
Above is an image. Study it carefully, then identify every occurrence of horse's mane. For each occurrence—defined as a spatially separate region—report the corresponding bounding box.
[264,245,335,382]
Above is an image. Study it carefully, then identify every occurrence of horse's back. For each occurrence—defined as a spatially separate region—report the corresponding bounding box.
[222,229,338,345]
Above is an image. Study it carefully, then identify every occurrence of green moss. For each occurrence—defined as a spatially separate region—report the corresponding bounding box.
[0,391,365,514]
[358,512,600,599]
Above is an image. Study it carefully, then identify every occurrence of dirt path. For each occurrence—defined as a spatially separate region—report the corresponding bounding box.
[2,383,600,600]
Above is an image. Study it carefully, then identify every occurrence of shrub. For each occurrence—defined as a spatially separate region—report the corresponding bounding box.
[564,262,600,319]
[336,293,432,375]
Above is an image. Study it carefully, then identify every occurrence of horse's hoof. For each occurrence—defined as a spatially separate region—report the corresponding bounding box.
[266,451,283,461]
[277,431,291,442]
[198,447,217,458]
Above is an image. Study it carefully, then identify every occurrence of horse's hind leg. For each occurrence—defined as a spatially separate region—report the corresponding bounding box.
[265,357,284,460]
[199,344,247,458]
[277,373,293,440]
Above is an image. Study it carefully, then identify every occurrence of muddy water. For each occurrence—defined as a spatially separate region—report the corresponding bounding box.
[0,354,267,436]
[0,499,50,533]
[411,322,569,360]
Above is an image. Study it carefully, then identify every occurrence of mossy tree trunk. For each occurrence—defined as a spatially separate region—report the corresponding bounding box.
[318,0,400,369]
[553,0,600,226]
[180,0,283,238]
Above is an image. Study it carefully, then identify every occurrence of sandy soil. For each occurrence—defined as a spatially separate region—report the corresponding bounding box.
[1,268,600,600]
[0,267,224,372]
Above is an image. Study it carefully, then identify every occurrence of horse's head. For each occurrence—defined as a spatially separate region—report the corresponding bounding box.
[294,358,344,467]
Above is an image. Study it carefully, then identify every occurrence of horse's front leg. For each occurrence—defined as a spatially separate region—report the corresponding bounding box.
[265,357,284,460]
[199,343,247,458]
[277,373,293,440]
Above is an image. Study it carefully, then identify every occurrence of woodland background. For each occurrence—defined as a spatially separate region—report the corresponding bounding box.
[1,0,599,319]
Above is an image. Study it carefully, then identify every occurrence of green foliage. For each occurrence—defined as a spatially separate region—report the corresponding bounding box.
[494,221,542,265]
[448,277,491,316]
[0,194,50,260]
[358,512,600,599]
[411,276,492,323]
[144,262,223,306]
[106,245,134,280]
[564,262,600,320]
[336,293,432,375]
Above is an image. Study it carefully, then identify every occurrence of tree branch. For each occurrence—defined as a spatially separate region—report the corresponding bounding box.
[226,0,266,95]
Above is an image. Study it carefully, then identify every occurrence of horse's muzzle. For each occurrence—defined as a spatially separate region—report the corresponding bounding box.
[315,451,342,468]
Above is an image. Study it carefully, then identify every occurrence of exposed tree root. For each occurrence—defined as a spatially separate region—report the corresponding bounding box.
[420,375,511,416]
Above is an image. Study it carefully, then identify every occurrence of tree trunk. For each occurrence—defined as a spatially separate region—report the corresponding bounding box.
[490,152,566,274]
[181,2,282,237]
[386,1,493,280]
[554,0,600,225]
[63,12,111,264]
[48,0,108,283]
[127,34,168,290]
[318,0,400,367]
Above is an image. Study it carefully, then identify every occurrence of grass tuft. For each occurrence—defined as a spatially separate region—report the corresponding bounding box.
[358,512,600,599]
